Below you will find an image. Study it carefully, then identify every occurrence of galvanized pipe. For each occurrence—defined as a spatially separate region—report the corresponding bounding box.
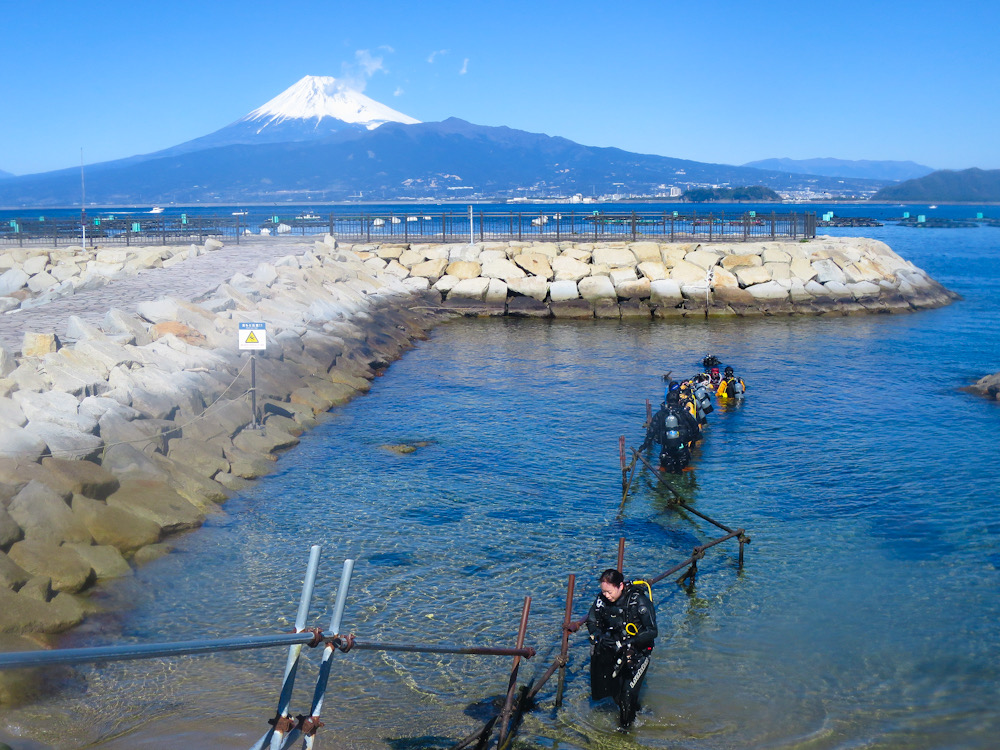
[253,545,322,750]
[0,631,318,671]
[296,558,355,750]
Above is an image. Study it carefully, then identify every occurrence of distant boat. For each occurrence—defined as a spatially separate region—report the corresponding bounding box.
[928,205,938,209]
[297,212,320,220]
[372,218,385,227]
[149,207,164,214]
[391,216,401,224]
[406,216,418,222]
[232,210,248,216]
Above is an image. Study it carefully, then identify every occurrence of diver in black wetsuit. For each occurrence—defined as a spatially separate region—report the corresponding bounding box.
[640,391,701,473]
[586,568,658,729]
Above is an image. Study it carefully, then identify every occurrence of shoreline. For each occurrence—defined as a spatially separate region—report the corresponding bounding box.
[0,233,958,701]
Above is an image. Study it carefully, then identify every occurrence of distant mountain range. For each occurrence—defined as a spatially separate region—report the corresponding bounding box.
[872,168,1000,202]
[743,157,935,182]
[0,75,889,206]
[0,169,13,180]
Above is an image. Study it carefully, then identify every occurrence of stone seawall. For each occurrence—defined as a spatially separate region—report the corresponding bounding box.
[348,236,957,317]
[0,232,957,676]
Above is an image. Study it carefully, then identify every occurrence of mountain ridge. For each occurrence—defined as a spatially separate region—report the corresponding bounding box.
[871,168,1000,202]
[743,157,935,182]
[0,78,890,206]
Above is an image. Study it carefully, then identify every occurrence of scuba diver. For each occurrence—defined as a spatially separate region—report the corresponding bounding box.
[702,354,723,388]
[640,389,701,473]
[586,568,658,730]
[691,373,714,424]
[716,366,746,400]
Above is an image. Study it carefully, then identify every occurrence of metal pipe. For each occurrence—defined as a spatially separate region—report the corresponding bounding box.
[296,558,355,750]
[343,640,535,658]
[646,529,744,586]
[497,597,531,747]
[554,573,575,708]
[254,545,322,750]
[0,631,318,671]
[617,537,625,573]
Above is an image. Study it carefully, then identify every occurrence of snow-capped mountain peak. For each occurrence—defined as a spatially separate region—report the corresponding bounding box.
[241,75,420,132]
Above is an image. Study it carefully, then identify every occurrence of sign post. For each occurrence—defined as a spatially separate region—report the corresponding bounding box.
[239,322,267,429]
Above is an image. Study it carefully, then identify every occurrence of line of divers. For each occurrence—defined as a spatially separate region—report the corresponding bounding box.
[582,355,746,730]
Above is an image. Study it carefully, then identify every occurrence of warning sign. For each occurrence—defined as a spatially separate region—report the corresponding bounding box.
[239,321,267,351]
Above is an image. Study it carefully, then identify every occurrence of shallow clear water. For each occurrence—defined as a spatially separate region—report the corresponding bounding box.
[3,224,1000,749]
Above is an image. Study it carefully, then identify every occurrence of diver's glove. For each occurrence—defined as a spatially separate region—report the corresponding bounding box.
[598,632,623,652]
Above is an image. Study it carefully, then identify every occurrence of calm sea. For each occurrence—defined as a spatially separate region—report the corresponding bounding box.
[2,211,999,749]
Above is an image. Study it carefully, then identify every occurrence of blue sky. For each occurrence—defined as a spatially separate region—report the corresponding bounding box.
[2,0,998,175]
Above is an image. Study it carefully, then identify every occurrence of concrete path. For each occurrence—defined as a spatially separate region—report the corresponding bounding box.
[0,238,317,352]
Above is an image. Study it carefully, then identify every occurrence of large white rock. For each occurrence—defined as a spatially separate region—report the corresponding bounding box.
[398,249,427,267]
[507,276,549,301]
[685,249,722,270]
[26,272,58,293]
[526,242,559,259]
[735,265,772,287]
[629,242,662,263]
[637,262,669,281]
[551,256,591,282]
[0,399,26,429]
[446,261,481,280]
[813,258,847,284]
[764,262,791,281]
[401,277,430,292]
[513,253,553,279]
[790,256,816,282]
[746,281,790,300]
[650,279,684,304]
[616,279,651,299]
[549,280,580,302]
[578,275,617,301]
[761,247,791,264]
[609,267,638,286]
[721,253,763,270]
[848,281,882,298]
[592,247,636,267]
[481,258,526,281]
[449,277,491,300]
[14,390,96,433]
[409,258,448,280]
[669,259,710,285]
[711,267,740,288]
[0,427,47,460]
[136,298,181,324]
[822,281,854,299]
[22,255,49,275]
[433,275,460,293]
[485,279,509,304]
[23,422,103,460]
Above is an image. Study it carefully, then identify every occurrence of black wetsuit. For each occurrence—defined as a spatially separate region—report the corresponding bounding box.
[586,583,658,728]
[641,403,700,473]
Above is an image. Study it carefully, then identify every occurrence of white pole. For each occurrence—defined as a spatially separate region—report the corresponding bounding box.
[80,148,86,248]
[469,204,474,245]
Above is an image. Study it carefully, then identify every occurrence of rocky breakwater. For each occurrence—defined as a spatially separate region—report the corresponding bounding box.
[351,235,957,317]
[0,239,228,312]
[0,236,440,679]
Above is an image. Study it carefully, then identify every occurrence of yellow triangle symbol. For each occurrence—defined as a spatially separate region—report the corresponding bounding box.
[245,331,259,344]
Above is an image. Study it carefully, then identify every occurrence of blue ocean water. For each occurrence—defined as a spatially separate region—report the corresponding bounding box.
[2,219,999,749]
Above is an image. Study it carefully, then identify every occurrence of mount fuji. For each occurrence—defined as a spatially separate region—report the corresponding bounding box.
[147,75,421,158]
[0,76,887,205]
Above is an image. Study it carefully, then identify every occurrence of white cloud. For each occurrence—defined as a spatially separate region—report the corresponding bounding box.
[341,49,387,91]
[459,58,469,75]
[394,87,404,97]
[427,49,448,64]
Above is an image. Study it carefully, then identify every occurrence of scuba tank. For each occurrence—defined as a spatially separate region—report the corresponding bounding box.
[663,413,682,449]
[731,378,745,397]
[694,384,714,415]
